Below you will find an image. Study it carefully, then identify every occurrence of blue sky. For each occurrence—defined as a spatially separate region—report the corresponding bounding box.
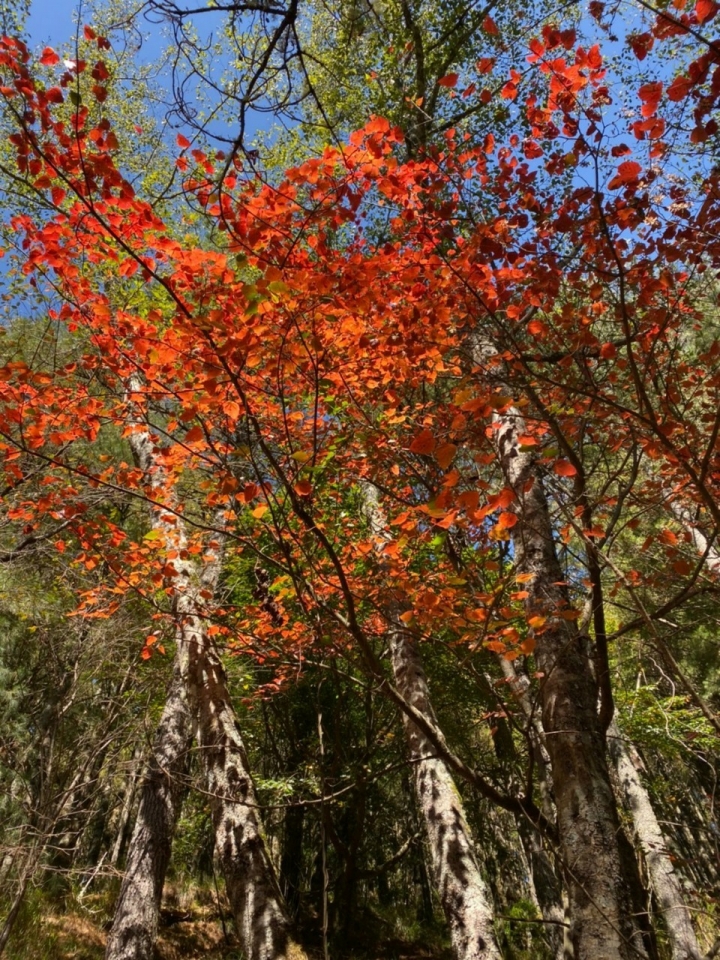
[27,0,85,45]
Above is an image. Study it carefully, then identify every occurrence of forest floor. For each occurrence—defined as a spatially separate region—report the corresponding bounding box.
[7,883,453,960]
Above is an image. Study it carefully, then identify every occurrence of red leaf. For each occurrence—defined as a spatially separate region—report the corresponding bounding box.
[667,75,693,101]
[176,133,191,149]
[435,442,457,470]
[528,319,548,337]
[242,482,259,502]
[483,15,499,34]
[83,25,97,40]
[409,429,436,455]
[40,47,60,67]
[438,73,459,88]
[639,81,663,117]
[608,160,642,189]
[554,460,578,477]
[628,32,654,60]
[695,0,719,21]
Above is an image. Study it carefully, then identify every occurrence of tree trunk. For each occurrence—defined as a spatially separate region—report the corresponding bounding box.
[362,481,502,960]
[280,803,304,919]
[495,661,567,959]
[186,630,306,960]
[104,663,193,960]
[488,391,648,960]
[389,624,502,960]
[608,721,702,960]
[110,745,144,870]
[0,849,37,956]
[109,377,306,960]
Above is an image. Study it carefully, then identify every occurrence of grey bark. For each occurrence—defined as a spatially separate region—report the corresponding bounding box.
[110,745,144,870]
[478,358,649,960]
[104,663,193,960]
[608,720,701,960]
[111,377,305,960]
[499,660,568,960]
[186,624,305,960]
[0,848,37,956]
[362,481,502,960]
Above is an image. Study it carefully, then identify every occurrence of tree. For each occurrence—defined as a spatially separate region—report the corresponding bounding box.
[0,7,718,959]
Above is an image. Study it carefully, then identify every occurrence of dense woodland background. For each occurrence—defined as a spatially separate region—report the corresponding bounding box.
[0,1,719,959]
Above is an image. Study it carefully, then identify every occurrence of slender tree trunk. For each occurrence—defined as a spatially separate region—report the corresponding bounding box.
[280,803,304,919]
[609,722,702,959]
[104,662,193,960]
[362,482,502,960]
[110,745,144,870]
[0,849,37,956]
[389,624,502,960]
[484,380,648,960]
[495,660,568,959]
[186,627,306,960]
[108,378,305,960]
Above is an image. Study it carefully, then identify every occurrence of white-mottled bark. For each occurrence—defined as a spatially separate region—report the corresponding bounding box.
[361,481,502,960]
[471,341,648,960]
[608,720,701,960]
[500,660,568,960]
[106,378,306,960]
[667,498,720,575]
[104,665,192,960]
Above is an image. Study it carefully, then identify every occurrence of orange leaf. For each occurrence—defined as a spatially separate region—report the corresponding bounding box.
[608,160,642,189]
[294,480,313,497]
[489,487,516,510]
[528,319,548,337]
[485,640,506,653]
[520,636,536,654]
[458,490,480,511]
[435,442,457,470]
[554,460,577,477]
[527,615,546,629]
[496,511,518,530]
[140,646,152,660]
[409,429,436,455]
[184,426,204,443]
